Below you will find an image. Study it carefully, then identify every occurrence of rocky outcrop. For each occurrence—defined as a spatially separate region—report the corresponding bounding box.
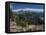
[10,21,44,32]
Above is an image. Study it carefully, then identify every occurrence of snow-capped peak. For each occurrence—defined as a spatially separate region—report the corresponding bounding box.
[12,8,43,13]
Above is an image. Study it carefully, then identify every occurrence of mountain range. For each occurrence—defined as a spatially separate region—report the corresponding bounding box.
[12,8,43,17]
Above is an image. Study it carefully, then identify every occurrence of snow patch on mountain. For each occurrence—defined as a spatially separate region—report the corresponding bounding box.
[12,8,43,13]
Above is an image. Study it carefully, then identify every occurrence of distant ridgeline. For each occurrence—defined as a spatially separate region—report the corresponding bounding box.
[10,9,44,27]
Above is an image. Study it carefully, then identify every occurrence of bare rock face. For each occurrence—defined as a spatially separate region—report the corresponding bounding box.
[28,25,44,31]
[22,25,44,32]
[10,20,44,32]
[36,25,44,31]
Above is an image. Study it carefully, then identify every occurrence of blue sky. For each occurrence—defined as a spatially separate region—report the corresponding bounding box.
[10,3,44,12]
